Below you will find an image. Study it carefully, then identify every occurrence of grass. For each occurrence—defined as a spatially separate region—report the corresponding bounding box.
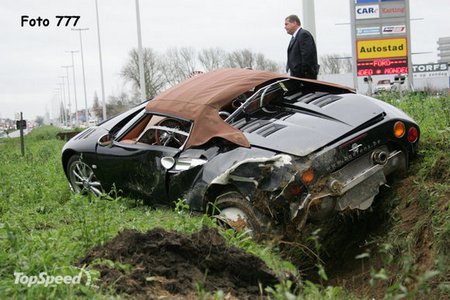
[0,92,449,299]
[0,128,293,298]
[360,92,450,299]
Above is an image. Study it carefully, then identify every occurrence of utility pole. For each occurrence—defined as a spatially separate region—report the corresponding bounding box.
[62,66,72,126]
[72,28,90,125]
[302,0,316,39]
[95,0,107,121]
[67,50,79,126]
[135,0,147,102]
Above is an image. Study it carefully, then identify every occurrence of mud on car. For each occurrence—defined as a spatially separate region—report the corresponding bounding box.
[62,68,420,237]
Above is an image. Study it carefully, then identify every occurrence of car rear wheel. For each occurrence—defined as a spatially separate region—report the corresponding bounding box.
[214,191,267,237]
[67,155,104,196]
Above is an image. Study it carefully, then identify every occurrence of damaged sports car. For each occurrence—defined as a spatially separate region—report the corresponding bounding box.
[62,68,420,236]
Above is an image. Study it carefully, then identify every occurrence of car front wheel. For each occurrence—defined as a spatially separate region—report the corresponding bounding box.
[67,154,104,196]
[214,191,268,237]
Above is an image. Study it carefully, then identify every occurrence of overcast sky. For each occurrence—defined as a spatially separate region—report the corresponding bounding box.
[0,0,449,121]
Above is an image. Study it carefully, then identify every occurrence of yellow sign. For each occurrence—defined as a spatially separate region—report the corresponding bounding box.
[357,38,407,59]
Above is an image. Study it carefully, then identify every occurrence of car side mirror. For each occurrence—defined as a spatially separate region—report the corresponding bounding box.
[161,157,175,170]
[97,133,114,147]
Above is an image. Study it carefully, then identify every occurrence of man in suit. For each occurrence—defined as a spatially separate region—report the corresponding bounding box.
[285,14,319,79]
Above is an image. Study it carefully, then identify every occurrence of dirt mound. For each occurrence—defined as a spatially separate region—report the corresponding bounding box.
[79,226,279,299]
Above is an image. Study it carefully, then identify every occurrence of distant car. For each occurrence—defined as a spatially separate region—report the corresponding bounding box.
[374,79,393,94]
[62,68,420,236]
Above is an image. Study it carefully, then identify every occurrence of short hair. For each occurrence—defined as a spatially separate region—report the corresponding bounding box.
[285,15,301,26]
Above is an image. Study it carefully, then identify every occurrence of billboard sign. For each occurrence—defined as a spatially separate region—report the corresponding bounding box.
[357,58,408,76]
[412,63,448,73]
[355,4,380,19]
[382,25,406,34]
[351,0,411,81]
[357,38,407,59]
[381,3,406,17]
[412,63,449,78]
[357,26,381,36]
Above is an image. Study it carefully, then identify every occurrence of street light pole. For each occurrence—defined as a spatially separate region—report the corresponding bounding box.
[302,0,316,40]
[72,28,90,125]
[405,0,414,91]
[67,50,79,126]
[62,66,72,126]
[95,0,107,121]
[135,0,147,102]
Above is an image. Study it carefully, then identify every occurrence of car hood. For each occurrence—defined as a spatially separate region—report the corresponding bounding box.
[242,94,385,157]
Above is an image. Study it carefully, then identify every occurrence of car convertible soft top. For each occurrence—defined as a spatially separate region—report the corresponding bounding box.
[145,68,354,149]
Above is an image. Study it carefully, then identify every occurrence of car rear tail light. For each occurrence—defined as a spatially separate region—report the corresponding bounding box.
[289,184,303,196]
[407,127,419,143]
[393,121,405,138]
[301,168,315,184]
[283,180,305,199]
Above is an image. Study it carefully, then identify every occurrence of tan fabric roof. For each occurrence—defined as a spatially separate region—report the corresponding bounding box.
[145,68,353,149]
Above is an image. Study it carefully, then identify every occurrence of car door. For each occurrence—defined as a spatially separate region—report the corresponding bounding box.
[95,141,180,204]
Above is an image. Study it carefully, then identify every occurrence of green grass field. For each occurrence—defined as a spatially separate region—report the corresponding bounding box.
[0,93,449,299]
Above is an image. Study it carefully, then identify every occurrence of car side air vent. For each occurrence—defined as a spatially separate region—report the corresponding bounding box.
[298,92,329,104]
[255,123,286,137]
[284,91,305,102]
[240,119,271,133]
[310,95,342,108]
[75,128,96,140]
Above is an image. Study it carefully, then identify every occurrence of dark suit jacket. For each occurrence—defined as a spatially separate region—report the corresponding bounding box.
[287,28,319,79]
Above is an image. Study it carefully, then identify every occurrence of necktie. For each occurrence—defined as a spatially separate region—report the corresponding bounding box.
[289,35,295,48]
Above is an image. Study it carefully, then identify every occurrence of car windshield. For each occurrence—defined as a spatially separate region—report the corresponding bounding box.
[225,79,290,123]
[114,110,147,139]
[115,111,192,149]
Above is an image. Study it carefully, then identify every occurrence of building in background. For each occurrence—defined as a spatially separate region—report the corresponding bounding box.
[437,37,450,64]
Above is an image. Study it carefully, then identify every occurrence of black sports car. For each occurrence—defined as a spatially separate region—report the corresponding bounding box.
[62,68,420,236]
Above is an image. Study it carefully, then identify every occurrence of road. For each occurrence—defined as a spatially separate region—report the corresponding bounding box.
[0,129,30,139]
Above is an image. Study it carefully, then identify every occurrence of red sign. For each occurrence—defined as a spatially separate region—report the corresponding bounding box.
[357,58,408,76]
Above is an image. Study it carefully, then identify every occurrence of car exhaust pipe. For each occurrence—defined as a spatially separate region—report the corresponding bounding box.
[372,150,388,165]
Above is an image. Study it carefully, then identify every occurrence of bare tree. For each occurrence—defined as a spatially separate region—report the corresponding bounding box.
[91,92,102,120]
[35,116,44,126]
[198,47,227,71]
[120,47,285,103]
[254,53,282,72]
[121,48,166,99]
[225,49,254,68]
[106,91,132,117]
[342,58,353,73]
[319,54,353,74]
[161,47,198,85]
[224,49,282,72]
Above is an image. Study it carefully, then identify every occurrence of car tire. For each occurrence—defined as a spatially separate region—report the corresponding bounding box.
[67,154,104,196]
[214,191,267,237]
